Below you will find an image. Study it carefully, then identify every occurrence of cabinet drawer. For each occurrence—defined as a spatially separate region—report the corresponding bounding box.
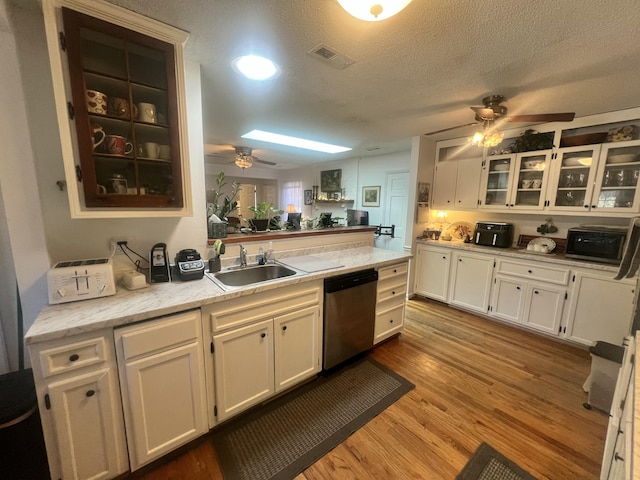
[377,281,406,306]
[204,281,322,332]
[116,310,201,360]
[374,303,405,343]
[496,259,570,285]
[377,262,408,281]
[39,336,107,378]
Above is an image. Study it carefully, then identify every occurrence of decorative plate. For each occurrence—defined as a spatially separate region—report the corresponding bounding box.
[448,222,474,240]
[526,237,556,253]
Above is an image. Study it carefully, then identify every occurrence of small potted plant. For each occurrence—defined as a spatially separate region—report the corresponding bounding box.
[207,171,240,238]
[247,202,284,231]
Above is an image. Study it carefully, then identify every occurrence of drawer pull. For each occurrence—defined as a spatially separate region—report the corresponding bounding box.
[69,354,80,362]
[261,333,266,338]
[85,390,95,398]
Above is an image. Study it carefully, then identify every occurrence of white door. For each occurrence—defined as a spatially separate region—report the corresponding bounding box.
[213,319,274,421]
[48,368,128,480]
[378,171,408,252]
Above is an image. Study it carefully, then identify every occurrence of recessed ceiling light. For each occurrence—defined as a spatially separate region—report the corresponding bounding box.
[232,55,279,80]
[241,130,352,154]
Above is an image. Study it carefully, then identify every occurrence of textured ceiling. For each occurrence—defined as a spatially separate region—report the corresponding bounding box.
[98,1,640,168]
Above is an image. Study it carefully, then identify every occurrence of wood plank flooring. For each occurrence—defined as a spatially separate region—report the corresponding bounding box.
[130,298,608,480]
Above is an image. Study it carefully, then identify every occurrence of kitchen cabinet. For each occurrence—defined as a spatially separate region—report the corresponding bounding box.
[374,262,409,344]
[563,269,637,346]
[601,336,634,480]
[414,244,451,302]
[449,251,494,314]
[114,310,207,471]
[43,0,192,218]
[490,258,569,335]
[28,330,128,480]
[432,157,482,210]
[480,151,553,210]
[203,281,323,423]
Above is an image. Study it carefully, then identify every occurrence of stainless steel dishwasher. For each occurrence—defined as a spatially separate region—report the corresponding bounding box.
[323,269,378,369]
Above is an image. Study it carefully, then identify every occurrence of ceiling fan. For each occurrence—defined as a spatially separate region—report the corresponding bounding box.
[205,145,277,169]
[424,95,576,136]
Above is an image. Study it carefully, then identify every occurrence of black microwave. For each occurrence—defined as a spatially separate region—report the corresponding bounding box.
[565,227,627,264]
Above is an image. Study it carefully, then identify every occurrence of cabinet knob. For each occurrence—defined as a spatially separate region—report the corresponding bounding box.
[528,270,532,273]
[393,269,397,273]
[534,290,539,295]
[459,258,462,262]
[69,354,80,362]
[261,333,266,338]
[85,390,95,397]
[390,319,394,324]
[442,256,446,259]
[516,286,521,290]
[591,205,596,209]
[392,291,396,295]
[510,204,514,207]
[584,205,589,209]
[282,326,287,331]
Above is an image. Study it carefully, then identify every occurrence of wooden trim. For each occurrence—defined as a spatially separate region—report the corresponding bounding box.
[208,226,378,245]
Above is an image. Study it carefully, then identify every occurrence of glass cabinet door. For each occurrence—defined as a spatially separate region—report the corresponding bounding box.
[480,154,516,209]
[592,140,640,212]
[62,8,183,208]
[510,152,551,210]
[548,145,601,212]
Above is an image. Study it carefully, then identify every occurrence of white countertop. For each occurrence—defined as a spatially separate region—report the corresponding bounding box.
[26,246,412,344]
[416,238,620,273]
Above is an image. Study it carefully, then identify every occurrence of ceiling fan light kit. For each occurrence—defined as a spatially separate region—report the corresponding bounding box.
[337,0,413,21]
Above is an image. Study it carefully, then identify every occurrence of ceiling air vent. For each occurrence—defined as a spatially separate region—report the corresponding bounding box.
[307,43,355,70]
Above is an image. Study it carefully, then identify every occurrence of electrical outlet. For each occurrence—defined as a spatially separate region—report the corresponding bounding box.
[110,237,135,255]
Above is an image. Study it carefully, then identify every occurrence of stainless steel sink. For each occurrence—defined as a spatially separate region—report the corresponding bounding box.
[205,264,303,290]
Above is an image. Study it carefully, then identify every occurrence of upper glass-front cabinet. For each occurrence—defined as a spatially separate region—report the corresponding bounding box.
[480,152,552,210]
[43,1,191,217]
[549,140,640,212]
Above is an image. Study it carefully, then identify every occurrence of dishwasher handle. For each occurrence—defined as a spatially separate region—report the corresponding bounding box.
[324,269,378,293]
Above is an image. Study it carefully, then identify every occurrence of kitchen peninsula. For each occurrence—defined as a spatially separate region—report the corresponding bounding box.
[25,244,411,479]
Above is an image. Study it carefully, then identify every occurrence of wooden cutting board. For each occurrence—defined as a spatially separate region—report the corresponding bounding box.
[279,255,344,273]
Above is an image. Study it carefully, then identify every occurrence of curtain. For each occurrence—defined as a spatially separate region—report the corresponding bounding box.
[282,181,304,213]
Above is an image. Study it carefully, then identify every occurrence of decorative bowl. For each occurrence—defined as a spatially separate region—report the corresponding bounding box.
[608,153,639,164]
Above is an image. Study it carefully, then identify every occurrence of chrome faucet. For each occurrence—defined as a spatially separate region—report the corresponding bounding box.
[238,244,247,268]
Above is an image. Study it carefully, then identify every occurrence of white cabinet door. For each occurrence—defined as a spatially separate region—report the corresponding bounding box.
[432,161,458,208]
[449,252,494,314]
[480,154,516,209]
[433,158,481,210]
[564,271,636,346]
[121,342,207,469]
[490,275,525,324]
[213,319,274,421]
[591,140,640,213]
[274,306,321,393]
[454,158,482,209]
[48,368,127,480]
[548,145,601,212]
[508,151,553,210]
[414,244,451,301]
[522,283,565,335]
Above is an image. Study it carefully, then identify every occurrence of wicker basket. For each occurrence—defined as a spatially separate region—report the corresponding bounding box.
[208,221,228,239]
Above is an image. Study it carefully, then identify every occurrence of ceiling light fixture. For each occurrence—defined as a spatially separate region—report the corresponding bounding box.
[337,0,413,21]
[235,154,253,169]
[232,55,279,80]
[468,121,505,148]
[241,129,352,154]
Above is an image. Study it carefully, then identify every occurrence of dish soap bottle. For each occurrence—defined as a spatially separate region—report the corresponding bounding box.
[258,246,265,265]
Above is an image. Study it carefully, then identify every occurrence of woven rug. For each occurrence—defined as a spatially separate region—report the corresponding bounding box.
[457,442,538,480]
[211,356,414,480]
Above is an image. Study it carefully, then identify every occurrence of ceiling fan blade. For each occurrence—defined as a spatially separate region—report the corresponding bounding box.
[506,112,575,123]
[253,157,277,166]
[424,122,479,136]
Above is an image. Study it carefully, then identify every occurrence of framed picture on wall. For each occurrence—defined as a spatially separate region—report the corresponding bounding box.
[362,186,381,207]
[417,182,430,207]
[304,189,313,205]
[320,169,342,193]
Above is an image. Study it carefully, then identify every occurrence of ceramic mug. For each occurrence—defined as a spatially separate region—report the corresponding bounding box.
[86,89,107,115]
[105,135,133,156]
[97,184,107,194]
[107,97,135,119]
[532,178,542,189]
[137,102,156,123]
[522,179,533,189]
[158,144,171,160]
[142,142,160,158]
[91,122,105,151]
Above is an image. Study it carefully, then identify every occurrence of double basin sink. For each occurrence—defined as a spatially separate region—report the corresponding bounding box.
[205,263,305,290]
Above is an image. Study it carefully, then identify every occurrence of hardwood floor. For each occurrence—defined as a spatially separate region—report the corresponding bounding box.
[131,298,608,480]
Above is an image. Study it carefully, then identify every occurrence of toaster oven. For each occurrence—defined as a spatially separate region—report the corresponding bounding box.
[565,227,627,264]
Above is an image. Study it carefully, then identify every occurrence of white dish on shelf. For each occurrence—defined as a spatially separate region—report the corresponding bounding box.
[608,153,639,164]
[492,163,510,171]
[563,157,592,167]
[526,237,556,253]
[448,221,474,240]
